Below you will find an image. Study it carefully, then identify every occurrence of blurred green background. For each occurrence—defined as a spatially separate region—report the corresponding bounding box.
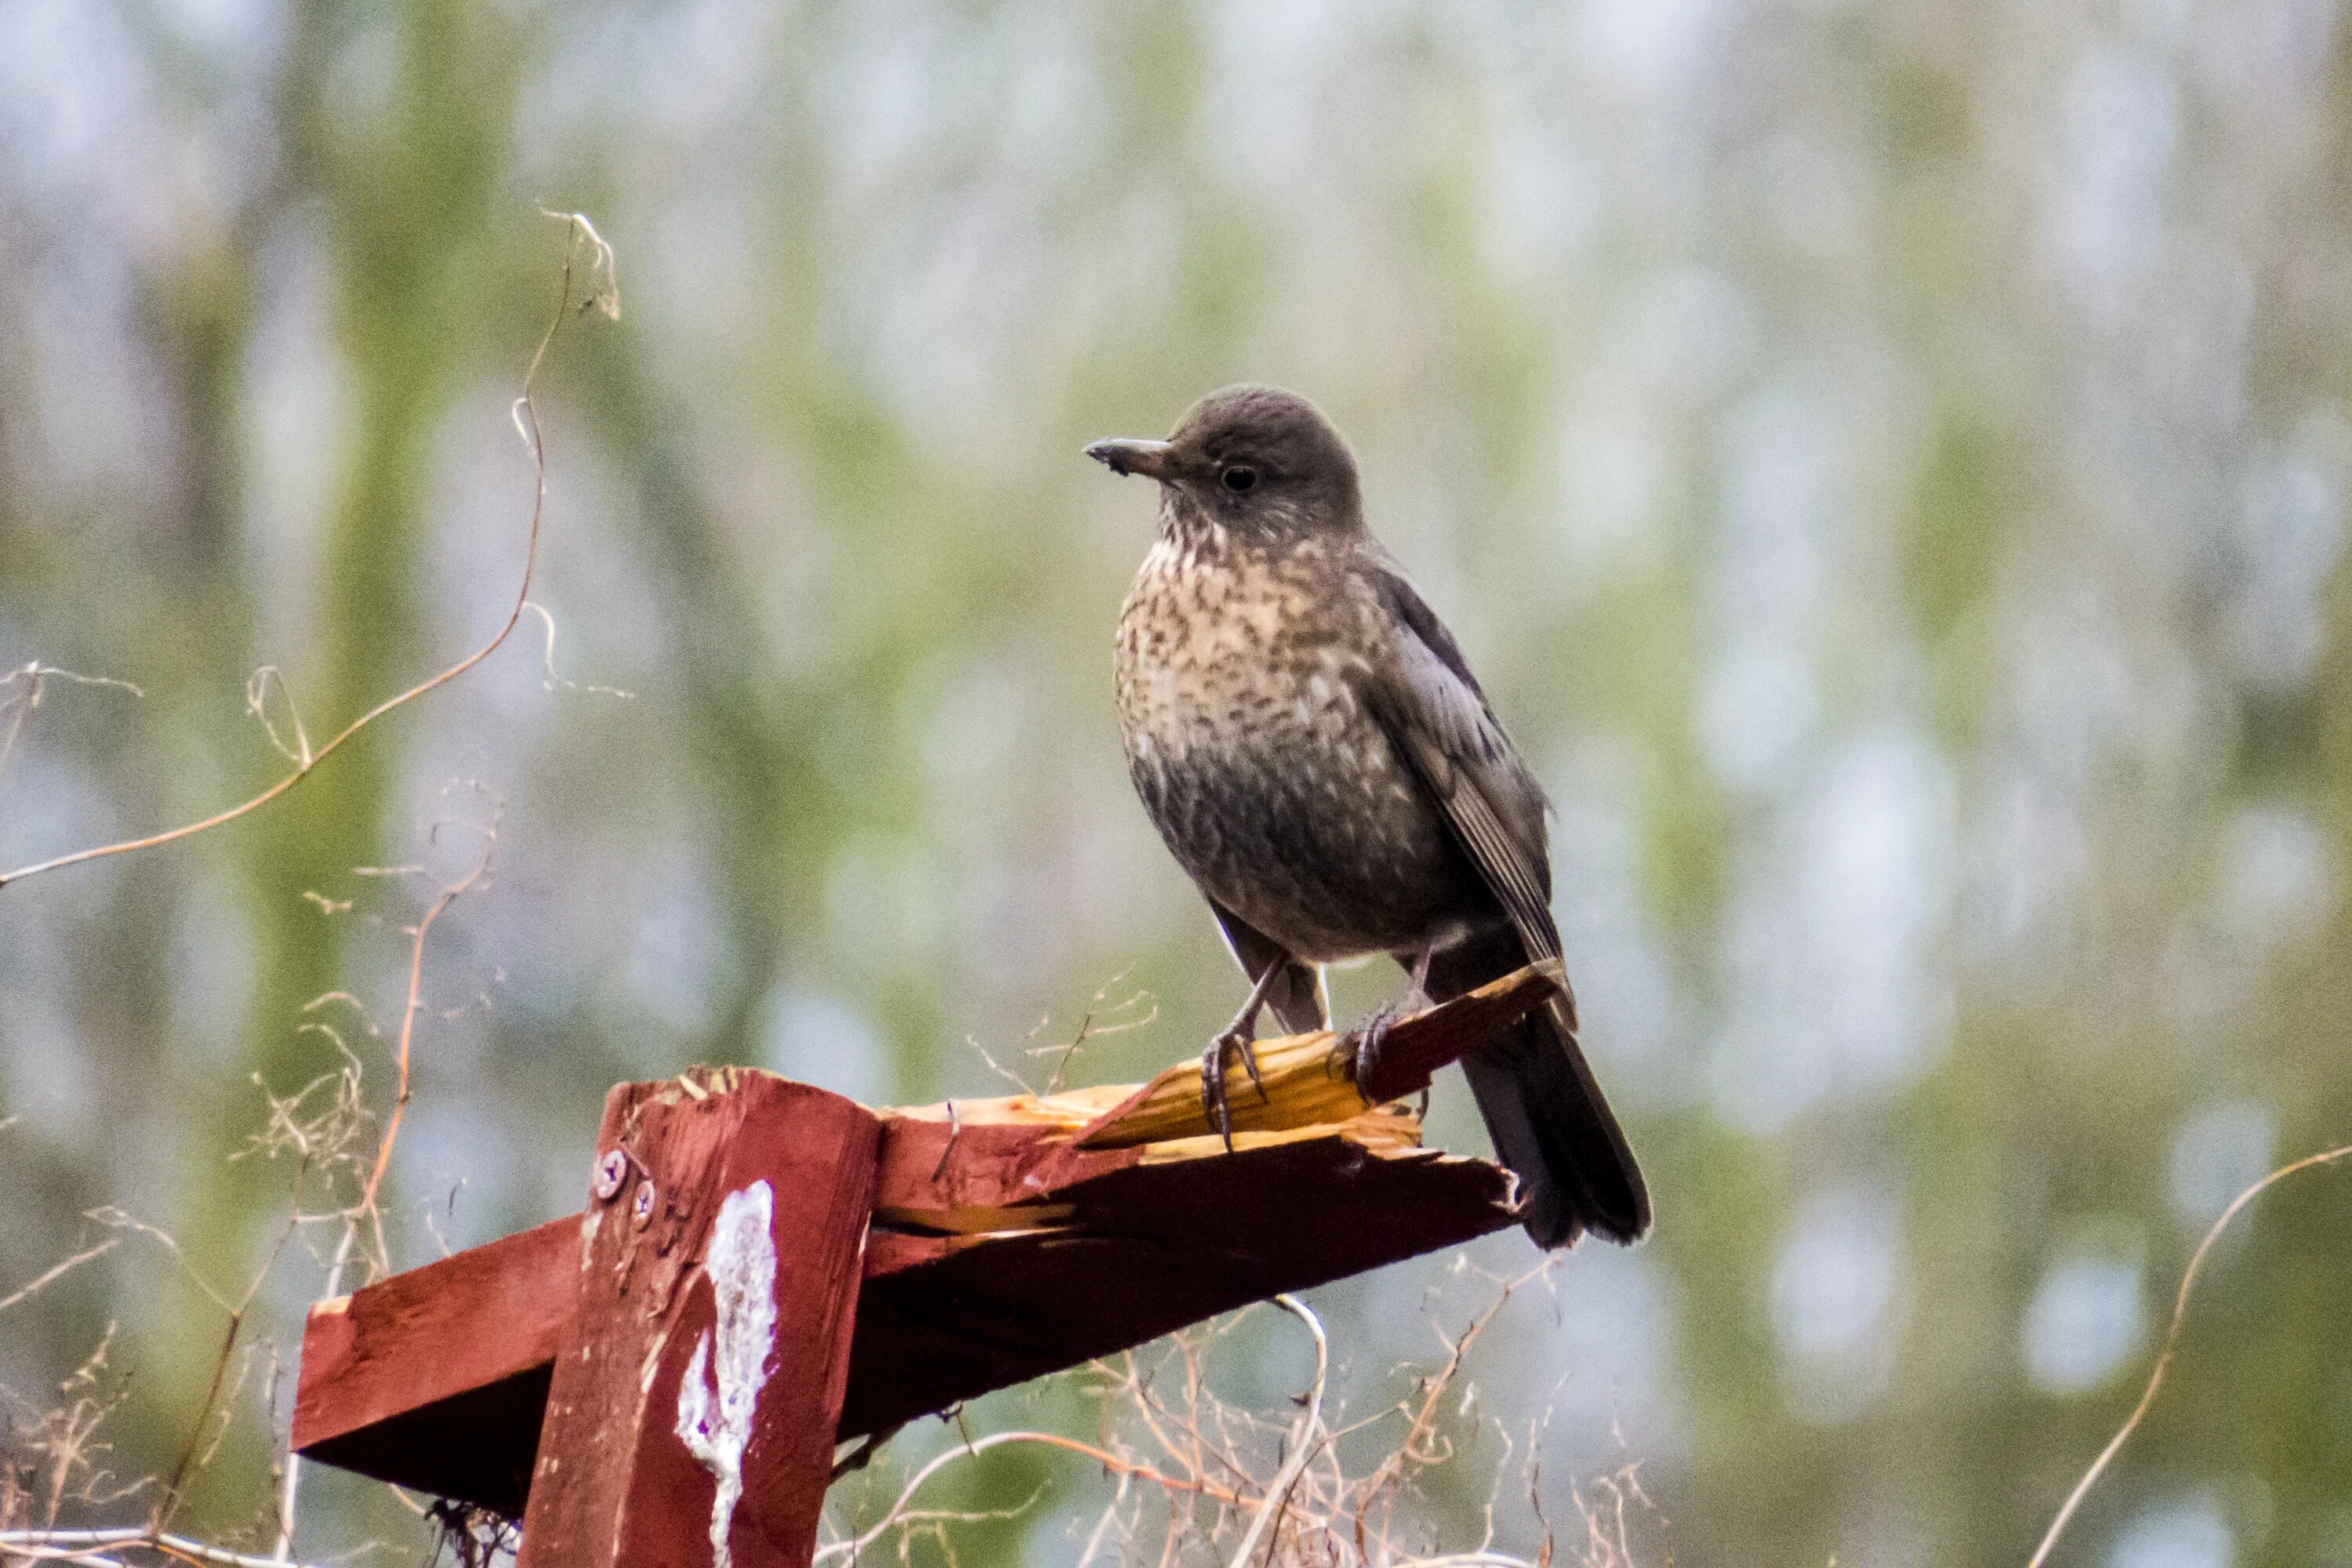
[5,0,2352,1563]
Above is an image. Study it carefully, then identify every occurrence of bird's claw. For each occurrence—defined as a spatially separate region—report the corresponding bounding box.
[1348,1000,1405,1102]
[1200,1027,1268,1153]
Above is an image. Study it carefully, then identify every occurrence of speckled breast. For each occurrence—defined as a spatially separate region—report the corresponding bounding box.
[1114,533,1486,962]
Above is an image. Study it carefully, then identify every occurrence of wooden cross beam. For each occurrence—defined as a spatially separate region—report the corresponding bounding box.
[291,962,1565,1567]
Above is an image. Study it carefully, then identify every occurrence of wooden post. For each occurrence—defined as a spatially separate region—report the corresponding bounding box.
[516,1069,881,1568]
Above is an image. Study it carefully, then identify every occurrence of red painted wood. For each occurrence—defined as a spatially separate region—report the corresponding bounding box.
[842,1117,1512,1436]
[292,1110,1512,1509]
[514,1071,881,1568]
[870,1115,1144,1218]
[1350,958,1566,1105]
[292,971,1552,1521]
[292,1217,576,1513]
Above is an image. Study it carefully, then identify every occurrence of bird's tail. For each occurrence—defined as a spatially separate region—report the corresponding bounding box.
[1425,933,1650,1249]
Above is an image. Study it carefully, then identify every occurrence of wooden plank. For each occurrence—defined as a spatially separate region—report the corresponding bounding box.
[292,1218,576,1514]
[1068,959,1564,1146]
[842,1112,1512,1436]
[515,1070,882,1568]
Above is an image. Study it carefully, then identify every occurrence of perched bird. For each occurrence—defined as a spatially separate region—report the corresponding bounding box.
[1087,386,1649,1249]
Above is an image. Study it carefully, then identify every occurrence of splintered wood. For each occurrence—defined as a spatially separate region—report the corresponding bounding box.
[291,964,1564,1526]
[1068,957,1566,1149]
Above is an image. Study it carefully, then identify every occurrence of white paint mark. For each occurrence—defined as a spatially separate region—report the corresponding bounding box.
[674,1180,779,1568]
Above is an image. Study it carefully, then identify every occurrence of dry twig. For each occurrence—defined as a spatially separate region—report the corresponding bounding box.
[2,215,605,1568]
[820,1261,1661,1568]
[2027,1141,2352,1568]
[0,212,612,894]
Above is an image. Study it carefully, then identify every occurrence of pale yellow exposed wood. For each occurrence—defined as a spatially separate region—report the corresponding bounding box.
[885,1080,1131,1130]
[876,961,1561,1174]
[1078,960,1563,1149]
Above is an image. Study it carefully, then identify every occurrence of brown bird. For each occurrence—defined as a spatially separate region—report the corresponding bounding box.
[1087,386,1649,1249]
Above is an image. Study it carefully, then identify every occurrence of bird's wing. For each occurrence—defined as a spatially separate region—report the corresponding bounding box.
[1359,555,1561,963]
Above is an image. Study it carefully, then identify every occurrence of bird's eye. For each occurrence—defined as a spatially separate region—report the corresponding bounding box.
[1220,465,1258,493]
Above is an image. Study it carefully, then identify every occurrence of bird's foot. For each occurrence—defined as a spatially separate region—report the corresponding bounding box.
[1200,1026,1269,1153]
[1348,999,1406,1102]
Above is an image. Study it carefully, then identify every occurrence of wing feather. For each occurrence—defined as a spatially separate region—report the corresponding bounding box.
[1359,557,1559,960]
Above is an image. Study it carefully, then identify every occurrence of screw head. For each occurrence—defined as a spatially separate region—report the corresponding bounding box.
[632,1179,656,1225]
[592,1149,628,1201]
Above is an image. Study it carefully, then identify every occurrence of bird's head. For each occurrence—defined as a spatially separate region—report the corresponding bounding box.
[1086,385,1362,544]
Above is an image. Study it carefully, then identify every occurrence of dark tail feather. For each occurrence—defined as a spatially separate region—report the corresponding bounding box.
[1427,938,1650,1249]
[1262,957,1328,1036]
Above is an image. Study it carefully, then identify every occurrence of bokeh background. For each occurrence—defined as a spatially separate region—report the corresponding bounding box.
[6,0,2352,1562]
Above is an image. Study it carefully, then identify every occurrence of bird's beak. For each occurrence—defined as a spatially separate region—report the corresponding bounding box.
[1085,438,1174,480]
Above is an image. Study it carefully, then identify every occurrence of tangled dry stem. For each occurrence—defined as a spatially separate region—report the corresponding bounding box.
[2,212,611,1568]
[0,212,613,895]
[2,796,505,1568]
[819,1261,1669,1568]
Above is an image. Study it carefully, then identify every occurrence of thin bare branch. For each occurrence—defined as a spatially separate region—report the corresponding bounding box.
[0,1239,123,1317]
[0,663,144,812]
[2027,1141,2352,1568]
[1,1526,333,1568]
[0,212,610,893]
[1225,1294,1327,1568]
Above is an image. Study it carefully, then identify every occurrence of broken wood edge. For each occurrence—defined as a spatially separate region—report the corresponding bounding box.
[1070,959,1565,1149]
[858,961,1563,1157]
[866,1109,1468,1260]
[865,1105,1436,1241]
[837,1133,1524,1439]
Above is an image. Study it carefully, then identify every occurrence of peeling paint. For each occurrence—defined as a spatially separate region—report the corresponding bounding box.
[673,1180,778,1568]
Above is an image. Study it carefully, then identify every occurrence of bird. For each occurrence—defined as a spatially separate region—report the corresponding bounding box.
[1085,385,1650,1250]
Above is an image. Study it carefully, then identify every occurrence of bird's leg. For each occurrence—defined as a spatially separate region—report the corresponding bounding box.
[1352,940,1438,1102]
[1203,963,1284,1152]
[1405,942,1436,1005]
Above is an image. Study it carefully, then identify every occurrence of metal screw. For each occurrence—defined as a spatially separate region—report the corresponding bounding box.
[592,1149,628,1201]
[632,1179,656,1225]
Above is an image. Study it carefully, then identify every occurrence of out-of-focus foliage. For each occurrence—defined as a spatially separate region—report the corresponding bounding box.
[4,0,2351,1562]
